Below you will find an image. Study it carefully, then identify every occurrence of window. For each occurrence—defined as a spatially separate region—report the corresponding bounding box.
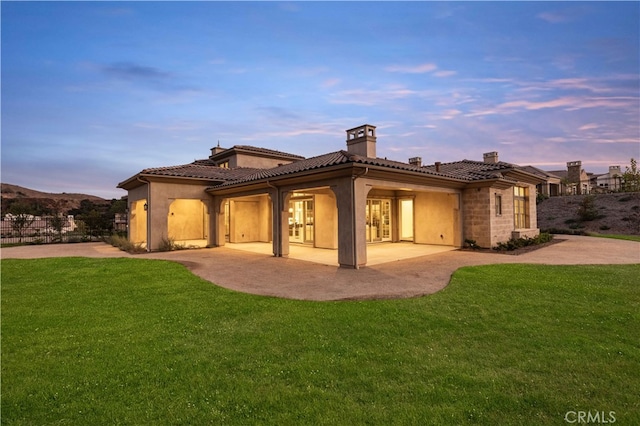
[513,186,529,229]
[495,194,502,216]
[219,161,229,169]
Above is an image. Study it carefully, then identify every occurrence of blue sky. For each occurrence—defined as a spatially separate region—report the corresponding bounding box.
[2,1,639,199]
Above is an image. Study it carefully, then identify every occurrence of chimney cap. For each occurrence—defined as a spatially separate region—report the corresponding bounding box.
[346,124,376,140]
[483,151,499,163]
[408,156,422,167]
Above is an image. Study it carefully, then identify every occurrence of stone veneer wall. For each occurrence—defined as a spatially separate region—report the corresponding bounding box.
[463,185,538,248]
[490,187,515,246]
[462,187,492,248]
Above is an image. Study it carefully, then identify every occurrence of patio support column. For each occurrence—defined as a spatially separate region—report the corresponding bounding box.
[210,196,226,247]
[332,175,368,269]
[268,187,289,257]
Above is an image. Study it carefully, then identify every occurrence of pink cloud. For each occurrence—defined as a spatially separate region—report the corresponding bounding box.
[385,63,438,74]
[433,70,457,78]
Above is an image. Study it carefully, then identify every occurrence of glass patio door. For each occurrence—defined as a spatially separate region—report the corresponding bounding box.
[366,199,391,242]
[289,198,314,244]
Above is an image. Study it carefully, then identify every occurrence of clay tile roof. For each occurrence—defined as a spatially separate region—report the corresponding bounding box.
[546,170,568,179]
[212,151,463,188]
[141,160,260,181]
[422,160,518,181]
[213,151,352,186]
[223,145,305,160]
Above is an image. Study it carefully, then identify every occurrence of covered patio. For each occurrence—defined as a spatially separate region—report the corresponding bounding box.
[224,241,457,267]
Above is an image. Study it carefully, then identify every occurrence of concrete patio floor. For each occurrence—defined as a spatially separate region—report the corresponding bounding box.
[225,241,456,266]
[2,235,639,301]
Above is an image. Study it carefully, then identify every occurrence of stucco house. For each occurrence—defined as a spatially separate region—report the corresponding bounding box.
[592,166,623,192]
[118,124,543,268]
[545,161,592,196]
[522,165,565,197]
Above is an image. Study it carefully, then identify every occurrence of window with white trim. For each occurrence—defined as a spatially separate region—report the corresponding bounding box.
[513,186,529,229]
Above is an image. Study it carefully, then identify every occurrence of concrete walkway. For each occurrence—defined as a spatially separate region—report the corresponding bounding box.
[2,235,639,301]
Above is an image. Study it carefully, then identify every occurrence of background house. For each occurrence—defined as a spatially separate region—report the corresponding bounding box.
[592,166,623,192]
[542,161,591,196]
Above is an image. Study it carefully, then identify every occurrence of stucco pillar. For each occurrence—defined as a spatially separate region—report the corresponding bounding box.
[268,188,290,257]
[332,176,368,269]
[209,197,226,247]
[147,190,170,251]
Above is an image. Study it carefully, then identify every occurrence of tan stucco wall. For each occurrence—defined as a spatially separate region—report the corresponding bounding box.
[228,195,271,243]
[127,184,148,245]
[258,195,272,242]
[133,180,212,250]
[168,199,208,241]
[314,192,338,249]
[130,199,147,245]
[232,154,296,169]
[414,192,459,246]
[230,199,259,242]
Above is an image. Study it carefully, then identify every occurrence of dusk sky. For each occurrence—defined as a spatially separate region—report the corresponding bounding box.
[2,1,639,199]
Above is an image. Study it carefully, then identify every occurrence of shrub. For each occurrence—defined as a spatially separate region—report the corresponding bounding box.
[106,235,145,253]
[599,225,611,231]
[542,228,587,236]
[159,237,186,252]
[577,196,599,221]
[536,193,549,204]
[463,239,480,250]
[493,233,553,252]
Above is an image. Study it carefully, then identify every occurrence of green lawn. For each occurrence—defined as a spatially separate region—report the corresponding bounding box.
[2,258,639,425]
[586,232,640,242]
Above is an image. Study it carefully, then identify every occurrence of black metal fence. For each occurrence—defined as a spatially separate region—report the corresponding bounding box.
[1,215,127,246]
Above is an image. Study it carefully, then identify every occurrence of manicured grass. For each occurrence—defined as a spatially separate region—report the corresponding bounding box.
[586,232,640,242]
[2,258,639,425]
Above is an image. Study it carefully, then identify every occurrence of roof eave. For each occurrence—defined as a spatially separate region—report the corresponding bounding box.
[504,168,547,185]
[118,172,226,190]
[117,174,145,190]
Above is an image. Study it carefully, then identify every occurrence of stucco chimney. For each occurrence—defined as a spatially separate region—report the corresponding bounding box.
[346,124,376,158]
[210,141,225,157]
[483,151,499,164]
[567,161,582,183]
[409,157,422,167]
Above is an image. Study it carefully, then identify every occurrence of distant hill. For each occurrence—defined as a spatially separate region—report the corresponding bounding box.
[1,183,109,215]
[537,192,640,235]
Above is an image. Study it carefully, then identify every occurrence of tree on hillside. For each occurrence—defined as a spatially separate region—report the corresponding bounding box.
[49,201,68,242]
[82,210,105,238]
[622,158,640,192]
[108,199,127,216]
[8,202,36,243]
